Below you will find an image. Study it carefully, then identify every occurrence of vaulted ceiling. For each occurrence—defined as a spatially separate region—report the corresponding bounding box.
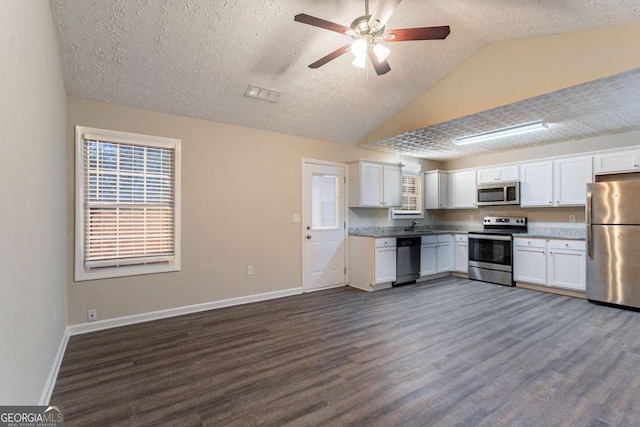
[50,0,640,158]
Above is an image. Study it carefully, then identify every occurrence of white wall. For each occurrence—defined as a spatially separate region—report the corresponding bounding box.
[0,1,68,404]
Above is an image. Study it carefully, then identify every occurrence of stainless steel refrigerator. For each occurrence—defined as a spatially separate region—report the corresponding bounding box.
[586,180,640,309]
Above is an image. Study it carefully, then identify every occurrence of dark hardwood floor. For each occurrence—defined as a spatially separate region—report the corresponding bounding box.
[51,277,640,426]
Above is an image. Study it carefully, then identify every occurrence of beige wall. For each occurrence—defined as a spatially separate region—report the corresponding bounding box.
[66,98,435,325]
[439,207,585,228]
[0,1,68,404]
[363,22,640,143]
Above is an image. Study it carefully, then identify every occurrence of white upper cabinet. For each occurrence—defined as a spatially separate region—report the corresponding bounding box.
[477,165,519,184]
[520,158,592,207]
[449,170,477,208]
[424,170,449,209]
[553,157,593,206]
[382,164,402,207]
[593,151,640,175]
[520,162,554,207]
[349,160,402,208]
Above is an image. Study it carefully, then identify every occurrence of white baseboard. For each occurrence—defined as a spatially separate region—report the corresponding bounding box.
[40,327,70,405]
[68,287,304,336]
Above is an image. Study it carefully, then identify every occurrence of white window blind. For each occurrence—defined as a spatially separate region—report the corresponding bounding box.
[75,127,181,280]
[398,174,422,214]
[400,174,422,213]
[391,170,424,219]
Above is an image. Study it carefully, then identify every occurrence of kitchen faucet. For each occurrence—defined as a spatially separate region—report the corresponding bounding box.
[405,220,419,232]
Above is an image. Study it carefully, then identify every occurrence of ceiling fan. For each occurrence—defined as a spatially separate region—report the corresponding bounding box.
[294,0,450,75]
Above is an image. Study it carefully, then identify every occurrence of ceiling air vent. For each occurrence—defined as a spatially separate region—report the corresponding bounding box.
[244,84,281,103]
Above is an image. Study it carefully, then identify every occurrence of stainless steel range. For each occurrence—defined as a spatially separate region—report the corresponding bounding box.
[468,216,528,287]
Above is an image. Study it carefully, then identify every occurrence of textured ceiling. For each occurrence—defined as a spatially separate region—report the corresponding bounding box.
[50,0,640,149]
[361,67,640,160]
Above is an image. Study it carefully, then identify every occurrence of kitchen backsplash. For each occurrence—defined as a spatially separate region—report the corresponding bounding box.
[349,205,585,230]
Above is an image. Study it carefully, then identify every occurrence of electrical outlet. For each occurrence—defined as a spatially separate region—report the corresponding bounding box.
[88,309,97,322]
[292,214,300,223]
[569,215,576,223]
[247,265,254,276]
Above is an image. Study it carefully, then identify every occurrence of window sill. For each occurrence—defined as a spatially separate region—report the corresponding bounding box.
[75,262,180,282]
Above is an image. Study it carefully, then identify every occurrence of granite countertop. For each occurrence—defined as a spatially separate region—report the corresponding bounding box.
[349,226,586,240]
[516,227,586,240]
[349,225,480,238]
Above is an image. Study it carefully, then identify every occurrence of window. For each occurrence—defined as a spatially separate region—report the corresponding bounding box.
[75,126,181,281]
[391,168,424,220]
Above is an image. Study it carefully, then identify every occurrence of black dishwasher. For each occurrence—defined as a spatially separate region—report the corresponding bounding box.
[394,237,421,285]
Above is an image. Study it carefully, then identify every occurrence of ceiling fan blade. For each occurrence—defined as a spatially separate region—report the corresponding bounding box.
[384,26,451,41]
[368,50,391,75]
[294,13,351,35]
[368,0,402,32]
[309,44,351,69]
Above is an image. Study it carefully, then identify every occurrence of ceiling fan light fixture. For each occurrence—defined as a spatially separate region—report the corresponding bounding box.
[373,43,390,62]
[352,54,367,69]
[453,121,550,145]
[351,38,368,57]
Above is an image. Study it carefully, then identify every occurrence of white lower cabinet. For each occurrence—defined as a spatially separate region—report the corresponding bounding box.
[348,237,396,291]
[514,237,585,291]
[420,236,437,276]
[513,239,547,285]
[375,244,397,284]
[453,234,468,273]
[436,235,453,273]
[420,234,453,277]
[546,240,586,291]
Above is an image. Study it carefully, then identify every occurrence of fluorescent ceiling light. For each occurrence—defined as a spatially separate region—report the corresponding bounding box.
[453,121,549,145]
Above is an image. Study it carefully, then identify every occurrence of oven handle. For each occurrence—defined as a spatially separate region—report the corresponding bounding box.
[468,234,512,242]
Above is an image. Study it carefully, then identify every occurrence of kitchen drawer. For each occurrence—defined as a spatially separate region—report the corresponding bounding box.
[547,239,585,251]
[375,238,396,248]
[454,234,468,243]
[514,238,546,248]
[421,235,437,244]
[437,234,453,243]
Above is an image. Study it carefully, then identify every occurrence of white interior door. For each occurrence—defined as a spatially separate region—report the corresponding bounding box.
[303,161,346,291]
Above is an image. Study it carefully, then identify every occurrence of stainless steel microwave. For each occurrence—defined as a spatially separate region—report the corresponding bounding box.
[476,181,520,206]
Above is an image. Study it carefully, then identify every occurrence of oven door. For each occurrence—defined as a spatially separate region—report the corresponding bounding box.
[468,234,512,269]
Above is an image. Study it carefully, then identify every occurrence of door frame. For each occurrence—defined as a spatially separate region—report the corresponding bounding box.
[301,159,349,292]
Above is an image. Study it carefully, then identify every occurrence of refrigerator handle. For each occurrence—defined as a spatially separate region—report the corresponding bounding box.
[586,191,593,258]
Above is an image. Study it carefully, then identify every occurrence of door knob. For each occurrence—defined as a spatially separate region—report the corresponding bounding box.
[306,234,312,239]
[306,226,311,230]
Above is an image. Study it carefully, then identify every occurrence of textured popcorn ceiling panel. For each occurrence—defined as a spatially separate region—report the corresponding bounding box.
[361,68,640,160]
[50,1,640,146]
